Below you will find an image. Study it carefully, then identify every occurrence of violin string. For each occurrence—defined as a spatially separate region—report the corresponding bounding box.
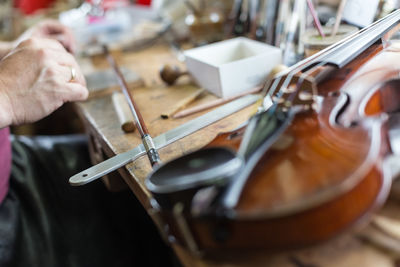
[264,46,334,115]
[285,10,400,102]
[285,61,328,106]
[280,9,400,77]
[263,10,399,116]
[264,44,341,108]
[266,61,327,117]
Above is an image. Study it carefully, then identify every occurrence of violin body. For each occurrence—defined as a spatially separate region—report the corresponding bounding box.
[147,12,400,255]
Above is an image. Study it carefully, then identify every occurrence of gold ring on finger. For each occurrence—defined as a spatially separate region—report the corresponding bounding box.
[69,66,76,82]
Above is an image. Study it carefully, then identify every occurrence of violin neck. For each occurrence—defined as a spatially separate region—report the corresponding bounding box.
[315,9,400,68]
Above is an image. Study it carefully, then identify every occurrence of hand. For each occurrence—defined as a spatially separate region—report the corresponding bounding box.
[0,38,87,127]
[15,19,76,53]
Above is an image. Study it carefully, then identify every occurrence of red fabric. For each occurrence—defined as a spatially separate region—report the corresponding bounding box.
[136,0,151,6]
[0,127,11,204]
[14,0,56,15]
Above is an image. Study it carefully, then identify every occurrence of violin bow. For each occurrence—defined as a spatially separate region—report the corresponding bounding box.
[103,45,161,167]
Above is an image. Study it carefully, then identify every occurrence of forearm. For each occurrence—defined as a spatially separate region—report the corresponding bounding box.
[0,77,12,128]
[0,95,12,129]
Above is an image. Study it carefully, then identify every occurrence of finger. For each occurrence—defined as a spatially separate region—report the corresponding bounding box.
[18,20,76,53]
[59,64,86,86]
[39,20,77,51]
[50,64,85,87]
[44,50,86,86]
[18,37,67,53]
[41,37,69,53]
[57,25,76,52]
[44,23,65,34]
[61,82,89,102]
[53,33,76,54]
[40,19,70,35]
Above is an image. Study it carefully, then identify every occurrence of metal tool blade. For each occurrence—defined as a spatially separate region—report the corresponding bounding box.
[85,67,141,92]
[69,94,261,186]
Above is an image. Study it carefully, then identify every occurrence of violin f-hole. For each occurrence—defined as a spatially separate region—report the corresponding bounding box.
[364,79,400,115]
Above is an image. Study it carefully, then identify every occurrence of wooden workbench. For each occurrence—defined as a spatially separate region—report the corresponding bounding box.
[75,44,400,267]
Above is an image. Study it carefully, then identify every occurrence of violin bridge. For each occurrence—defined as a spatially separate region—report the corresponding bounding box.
[270,74,318,112]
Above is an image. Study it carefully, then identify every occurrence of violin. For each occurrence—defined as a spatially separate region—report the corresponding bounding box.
[146,10,400,255]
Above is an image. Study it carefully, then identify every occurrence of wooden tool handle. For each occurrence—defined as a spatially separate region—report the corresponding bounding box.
[173,86,262,119]
[161,88,205,119]
[159,64,189,86]
[112,92,135,133]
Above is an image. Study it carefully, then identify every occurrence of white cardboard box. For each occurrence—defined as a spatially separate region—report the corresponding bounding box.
[184,37,282,98]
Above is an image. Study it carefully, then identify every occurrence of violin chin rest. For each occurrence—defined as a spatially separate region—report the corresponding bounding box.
[145,147,243,209]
